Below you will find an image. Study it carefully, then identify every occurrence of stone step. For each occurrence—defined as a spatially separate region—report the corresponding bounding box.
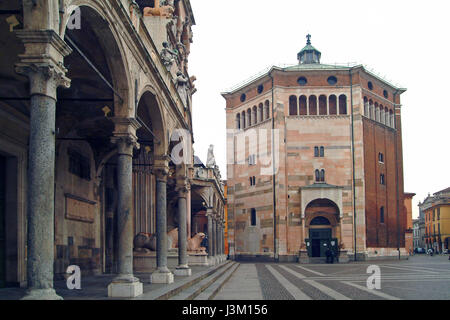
[142,260,233,300]
[169,261,238,300]
[194,262,240,300]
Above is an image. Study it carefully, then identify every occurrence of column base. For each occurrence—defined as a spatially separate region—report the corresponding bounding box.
[21,288,63,300]
[151,270,174,284]
[208,256,216,266]
[107,280,143,298]
[174,266,192,277]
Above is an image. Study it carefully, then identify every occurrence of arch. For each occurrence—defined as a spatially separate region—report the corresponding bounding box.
[384,107,389,125]
[380,105,385,124]
[252,106,257,125]
[289,95,298,116]
[236,113,241,129]
[389,109,394,128]
[310,216,331,226]
[338,95,347,115]
[309,95,317,115]
[299,95,307,115]
[247,108,252,127]
[137,89,168,156]
[364,96,369,117]
[241,111,246,129]
[329,95,337,115]
[369,99,374,119]
[258,103,264,122]
[265,100,270,120]
[319,95,327,115]
[62,3,132,117]
[374,102,379,121]
[305,198,340,224]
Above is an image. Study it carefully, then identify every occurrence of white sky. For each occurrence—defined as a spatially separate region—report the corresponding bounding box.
[188,0,450,219]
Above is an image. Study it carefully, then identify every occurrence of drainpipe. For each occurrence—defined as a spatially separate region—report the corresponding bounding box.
[270,72,278,262]
[349,68,357,261]
[393,90,400,260]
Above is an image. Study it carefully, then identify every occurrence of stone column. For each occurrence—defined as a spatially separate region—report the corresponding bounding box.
[207,209,214,264]
[174,175,191,276]
[213,216,218,260]
[151,164,174,283]
[108,123,143,298]
[15,30,71,300]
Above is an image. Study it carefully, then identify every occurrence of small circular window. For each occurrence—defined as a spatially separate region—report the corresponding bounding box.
[257,84,264,94]
[327,76,337,85]
[368,81,373,90]
[383,90,389,98]
[240,93,246,102]
[297,77,307,86]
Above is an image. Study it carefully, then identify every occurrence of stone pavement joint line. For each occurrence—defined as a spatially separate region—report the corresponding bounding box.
[295,265,326,276]
[380,264,440,274]
[265,265,312,300]
[341,281,401,300]
[279,265,351,300]
[214,264,264,300]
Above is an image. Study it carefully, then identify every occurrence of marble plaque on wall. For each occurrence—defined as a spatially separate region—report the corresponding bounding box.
[65,193,96,223]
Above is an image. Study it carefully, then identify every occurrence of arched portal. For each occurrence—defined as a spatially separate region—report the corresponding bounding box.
[305,199,340,258]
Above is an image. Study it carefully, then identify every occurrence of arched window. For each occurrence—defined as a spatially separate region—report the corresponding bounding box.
[241,111,246,129]
[320,146,324,157]
[375,102,380,122]
[265,100,270,120]
[309,95,317,115]
[380,174,385,185]
[364,97,369,117]
[252,106,257,125]
[390,110,395,128]
[247,108,252,127]
[339,95,347,115]
[315,169,320,182]
[319,95,327,115]
[314,146,319,157]
[384,107,389,125]
[289,95,298,115]
[329,95,337,115]
[320,169,325,182]
[380,207,385,223]
[236,113,241,129]
[380,105,385,125]
[299,95,307,115]
[369,100,374,119]
[251,208,257,226]
[259,103,264,122]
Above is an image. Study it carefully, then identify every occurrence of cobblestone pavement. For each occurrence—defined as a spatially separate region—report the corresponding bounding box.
[214,255,450,300]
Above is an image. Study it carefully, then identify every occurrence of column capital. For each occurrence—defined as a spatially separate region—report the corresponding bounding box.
[154,166,170,182]
[176,176,190,198]
[15,30,72,99]
[111,135,139,157]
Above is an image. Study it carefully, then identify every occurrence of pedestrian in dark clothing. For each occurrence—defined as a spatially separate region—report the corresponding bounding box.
[325,247,331,263]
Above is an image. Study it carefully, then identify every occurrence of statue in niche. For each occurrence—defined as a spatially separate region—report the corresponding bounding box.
[160,41,177,69]
[176,70,189,106]
[206,145,216,168]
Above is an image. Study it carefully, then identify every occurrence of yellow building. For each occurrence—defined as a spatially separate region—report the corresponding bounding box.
[419,187,450,252]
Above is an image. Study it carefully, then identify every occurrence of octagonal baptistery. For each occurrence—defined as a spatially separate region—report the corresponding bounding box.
[223,35,408,263]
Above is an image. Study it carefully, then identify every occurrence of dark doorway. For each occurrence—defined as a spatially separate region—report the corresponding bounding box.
[309,228,332,258]
[0,156,6,287]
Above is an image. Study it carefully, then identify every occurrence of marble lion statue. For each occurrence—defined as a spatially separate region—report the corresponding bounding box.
[187,232,206,253]
[134,228,179,253]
